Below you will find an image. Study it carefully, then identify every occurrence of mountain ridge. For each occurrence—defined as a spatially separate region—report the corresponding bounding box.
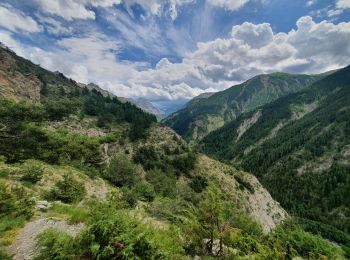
[164,71,324,141]
[200,64,350,235]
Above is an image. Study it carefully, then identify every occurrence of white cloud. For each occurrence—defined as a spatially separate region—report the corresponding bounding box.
[207,0,250,11]
[306,0,317,7]
[322,0,350,18]
[0,4,42,33]
[35,0,122,20]
[2,16,350,105]
[36,15,73,35]
[34,0,193,21]
[336,0,350,9]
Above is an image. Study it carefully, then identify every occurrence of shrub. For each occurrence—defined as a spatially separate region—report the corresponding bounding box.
[0,248,11,260]
[0,181,34,219]
[189,175,208,193]
[48,174,85,203]
[146,168,177,197]
[133,181,155,202]
[20,160,44,183]
[120,187,138,208]
[34,229,76,260]
[76,203,185,259]
[103,154,140,188]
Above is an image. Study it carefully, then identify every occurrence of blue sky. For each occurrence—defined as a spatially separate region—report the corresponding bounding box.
[0,0,350,113]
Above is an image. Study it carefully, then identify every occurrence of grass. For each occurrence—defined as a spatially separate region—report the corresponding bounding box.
[0,216,26,246]
[48,203,89,224]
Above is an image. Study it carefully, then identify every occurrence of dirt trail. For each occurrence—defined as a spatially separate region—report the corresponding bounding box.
[6,217,84,260]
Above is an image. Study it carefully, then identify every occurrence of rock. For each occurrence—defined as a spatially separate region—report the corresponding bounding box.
[36,200,51,212]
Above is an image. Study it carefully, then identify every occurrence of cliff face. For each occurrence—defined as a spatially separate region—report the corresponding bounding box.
[0,48,41,102]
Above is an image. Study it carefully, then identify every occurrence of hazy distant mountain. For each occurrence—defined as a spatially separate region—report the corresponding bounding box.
[128,98,163,117]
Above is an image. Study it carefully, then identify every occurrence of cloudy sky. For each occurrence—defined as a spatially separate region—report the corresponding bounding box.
[0,0,350,112]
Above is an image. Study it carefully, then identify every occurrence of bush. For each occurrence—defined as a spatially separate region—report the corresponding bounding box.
[189,175,208,193]
[0,248,11,260]
[76,203,185,259]
[34,229,76,260]
[0,181,34,219]
[103,154,140,188]
[133,181,155,202]
[146,168,177,197]
[20,160,44,183]
[48,174,85,203]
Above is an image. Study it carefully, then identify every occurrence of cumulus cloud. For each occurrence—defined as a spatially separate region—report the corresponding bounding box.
[336,0,350,9]
[0,4,42,33]
[207,0,250,11]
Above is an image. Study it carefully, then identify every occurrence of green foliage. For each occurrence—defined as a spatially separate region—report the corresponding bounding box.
[274,226,344,259]
[164,73,320,140]
[146,168,177,197]
[36,202,185,259]
[0,181,34,245]
[133,180,156,202]
[34,229,76,260]
[146,197,187,222]
[189,175,208,193]
[182,186,229,256]
[223,204,263,237]
[0,181,34,219]
[103,154,140,188]
[20,160,44,183]
[49,203,89,224]
[201,65,350,234]
[48,174,86,203]
[0,248,11,260]
[82,92,156,140]
[0,99,103,167]
[133,144,197,177]
[42,98,80,121]
[296,218,350,247]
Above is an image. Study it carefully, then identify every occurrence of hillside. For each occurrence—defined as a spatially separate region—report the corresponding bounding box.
[1,45,349,259]
[164,73,322,141]
[200,65,350,241]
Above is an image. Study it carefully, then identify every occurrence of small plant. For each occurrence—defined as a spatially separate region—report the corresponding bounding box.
[20,160,44,183]
[48,174,85,203]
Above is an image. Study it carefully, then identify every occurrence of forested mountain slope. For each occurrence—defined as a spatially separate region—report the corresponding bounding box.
[164,72,322,141]
[201,64,350,238]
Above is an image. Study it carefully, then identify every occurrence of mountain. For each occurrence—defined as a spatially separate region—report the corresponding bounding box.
[200,65,350,236]
[128,98,163,118]
[5,44,343,259]
[76,83,163,117]
[163,73,323,141]
[78,82,115,98]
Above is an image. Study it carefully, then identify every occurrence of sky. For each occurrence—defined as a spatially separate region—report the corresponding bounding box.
[0,0,350,113]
